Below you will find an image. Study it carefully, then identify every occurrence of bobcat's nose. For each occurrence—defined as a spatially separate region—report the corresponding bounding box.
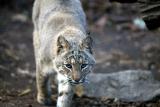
[72,74,81,83]
[74,78,80,82]
[73,76,81,82]
[72,68,81,83]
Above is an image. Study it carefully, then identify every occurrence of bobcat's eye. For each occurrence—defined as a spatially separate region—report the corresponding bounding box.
[81,64,87,69]
[65,64,72,69]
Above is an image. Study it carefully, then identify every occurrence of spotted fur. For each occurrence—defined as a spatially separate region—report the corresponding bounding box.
[32,0,95,107]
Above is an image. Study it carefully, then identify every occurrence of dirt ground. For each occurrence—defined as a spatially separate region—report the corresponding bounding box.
[0,2,160,107]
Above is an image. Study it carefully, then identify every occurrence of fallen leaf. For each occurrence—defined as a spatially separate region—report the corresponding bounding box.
[18,88,31,97]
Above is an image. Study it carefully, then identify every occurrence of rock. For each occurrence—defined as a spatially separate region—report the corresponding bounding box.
[133,18,147,30]
[84,70,160,102]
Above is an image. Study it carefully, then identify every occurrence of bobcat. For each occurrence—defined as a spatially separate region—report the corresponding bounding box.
[32,0,95,107]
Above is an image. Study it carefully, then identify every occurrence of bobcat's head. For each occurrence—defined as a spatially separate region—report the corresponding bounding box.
[53,35,95,85]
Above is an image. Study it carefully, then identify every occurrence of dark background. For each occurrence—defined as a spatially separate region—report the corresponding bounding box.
[0,0,160,107]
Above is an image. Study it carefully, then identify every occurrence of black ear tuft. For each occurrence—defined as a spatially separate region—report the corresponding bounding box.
[56,36,70,55]
[87,31,91,35]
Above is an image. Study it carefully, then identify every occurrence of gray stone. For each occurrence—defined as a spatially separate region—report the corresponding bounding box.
[84,70,160,102]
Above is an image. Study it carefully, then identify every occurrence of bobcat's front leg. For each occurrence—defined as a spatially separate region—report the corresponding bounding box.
[57,74,74,107]
[36,66,53,105]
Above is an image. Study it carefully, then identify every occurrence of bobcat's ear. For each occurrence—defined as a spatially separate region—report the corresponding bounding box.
[56,36,70,55]
[81,36,93,54]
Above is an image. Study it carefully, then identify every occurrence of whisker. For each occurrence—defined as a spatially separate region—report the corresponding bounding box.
[68,79,72,82]
[82,81,89,86]
[85,79,90,83]
[63,81,68,85]
[68,77,72,79]
[70,82,78,86]
[83,77,90,85]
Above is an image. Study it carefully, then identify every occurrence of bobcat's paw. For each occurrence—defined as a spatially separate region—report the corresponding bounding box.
[37,94,54,106]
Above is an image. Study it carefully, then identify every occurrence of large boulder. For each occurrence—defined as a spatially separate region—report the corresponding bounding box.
[83,70,160,102]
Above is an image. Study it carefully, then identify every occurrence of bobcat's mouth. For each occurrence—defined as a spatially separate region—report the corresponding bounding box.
[67,78,85,85]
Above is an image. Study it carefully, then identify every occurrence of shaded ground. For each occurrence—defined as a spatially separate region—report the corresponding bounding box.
[0,1,160,107]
